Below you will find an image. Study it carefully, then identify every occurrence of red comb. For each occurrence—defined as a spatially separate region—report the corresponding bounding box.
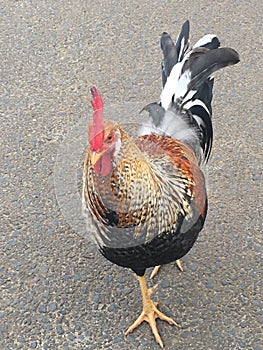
[90,86,103,111]
[89,87,104,151]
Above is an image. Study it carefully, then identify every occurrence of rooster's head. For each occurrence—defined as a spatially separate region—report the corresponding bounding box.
[88,87,121,176]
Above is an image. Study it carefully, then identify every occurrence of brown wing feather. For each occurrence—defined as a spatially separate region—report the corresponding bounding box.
[136,134,206,218]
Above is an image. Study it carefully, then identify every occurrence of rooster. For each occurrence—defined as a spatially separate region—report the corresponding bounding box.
[83,20,239,349]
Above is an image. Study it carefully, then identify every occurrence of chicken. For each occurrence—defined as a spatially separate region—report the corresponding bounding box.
[83,20,239,349]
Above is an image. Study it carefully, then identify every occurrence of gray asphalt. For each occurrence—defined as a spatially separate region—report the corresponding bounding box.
[1,1,262,350]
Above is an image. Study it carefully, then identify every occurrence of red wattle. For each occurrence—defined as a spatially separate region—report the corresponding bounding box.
[93,152,112,177]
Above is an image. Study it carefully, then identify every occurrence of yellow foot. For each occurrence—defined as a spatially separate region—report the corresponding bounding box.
[125,299,179,349]
[150,260,184,280]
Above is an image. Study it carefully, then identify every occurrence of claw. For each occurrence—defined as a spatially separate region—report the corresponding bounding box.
[150,260,184,280]
[150,265,161,280]
[176,259,184,272]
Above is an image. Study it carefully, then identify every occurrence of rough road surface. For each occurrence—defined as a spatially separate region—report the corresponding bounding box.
[1,1,262,350]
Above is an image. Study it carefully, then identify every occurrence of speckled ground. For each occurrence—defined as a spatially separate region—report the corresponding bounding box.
[1,1,262,350]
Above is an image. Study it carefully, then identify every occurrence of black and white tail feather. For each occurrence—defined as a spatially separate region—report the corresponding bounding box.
[140,20,239,163]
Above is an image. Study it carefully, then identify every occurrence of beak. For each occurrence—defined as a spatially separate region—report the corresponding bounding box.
[90,151,103,166]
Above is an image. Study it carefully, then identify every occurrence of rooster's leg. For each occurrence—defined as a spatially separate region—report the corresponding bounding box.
[125,275,179,349]
[150,260,184,280]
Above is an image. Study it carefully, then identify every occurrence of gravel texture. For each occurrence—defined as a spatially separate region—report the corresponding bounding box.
[1,1,262,350]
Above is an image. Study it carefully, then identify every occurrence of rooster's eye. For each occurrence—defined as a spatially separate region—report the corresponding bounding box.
[106,134,113,142]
